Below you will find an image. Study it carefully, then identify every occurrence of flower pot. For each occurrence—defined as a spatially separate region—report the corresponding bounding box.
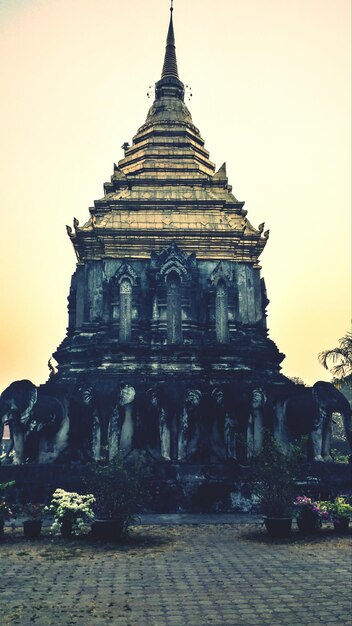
[333,516,350,534]
[264,517,292,538]
[297,515,321,535]
[60,519,73,538]
[23,519,42,539]
[91,519,125,541]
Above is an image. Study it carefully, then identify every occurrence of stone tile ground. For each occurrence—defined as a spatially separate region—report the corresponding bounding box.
[0,523,351,626]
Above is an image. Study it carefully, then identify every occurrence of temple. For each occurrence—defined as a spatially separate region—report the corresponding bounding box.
[60,11,283,367]
[49,5,289,465]
[1,6,351,511]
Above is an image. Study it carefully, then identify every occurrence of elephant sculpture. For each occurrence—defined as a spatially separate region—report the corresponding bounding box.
[68,380,137,461]
[67,383,97,462]
[178,389,202,461]
[0,379,37,462]
[210,383,255,462]
[275,381,352,462]
[144,385,165,459]
[210,386,235,462]
[79,380,120,461]
[247,388,268,458]
[109,384,136,459]
[24,392,69,463]
[3,375,349,465]
[0,380,69,463]
[146,383,177,461]
[145,383,202,462]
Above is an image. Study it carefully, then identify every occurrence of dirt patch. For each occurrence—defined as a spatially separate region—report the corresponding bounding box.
[1,523,351,561]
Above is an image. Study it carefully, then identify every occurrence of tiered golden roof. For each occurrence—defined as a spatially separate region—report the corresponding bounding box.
[68,8,268,264]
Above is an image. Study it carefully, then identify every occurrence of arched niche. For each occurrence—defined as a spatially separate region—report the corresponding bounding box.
[119,278,133,342]
[109,263,138,342]
[215,279,229,343]
[166,270,182,344]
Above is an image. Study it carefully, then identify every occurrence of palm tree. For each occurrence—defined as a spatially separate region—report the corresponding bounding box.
[318,332,352,381]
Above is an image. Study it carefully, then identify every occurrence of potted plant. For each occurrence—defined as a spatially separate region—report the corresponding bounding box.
[0,481,15,537]
[85,454,148,541]
[250,434,302,537]
[318,496,352,533]
[293,496,329,534]
[21,503,46,539]
[47,488,96,538]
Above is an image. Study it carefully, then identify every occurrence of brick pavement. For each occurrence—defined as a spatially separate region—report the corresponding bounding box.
[0,523,351,626]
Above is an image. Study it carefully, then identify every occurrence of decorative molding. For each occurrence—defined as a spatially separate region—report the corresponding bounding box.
[209,261,233,287]
[112,262,138,287]
[152,242,196,282]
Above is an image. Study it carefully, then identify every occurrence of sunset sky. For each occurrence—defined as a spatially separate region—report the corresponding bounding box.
[0,0,350,391]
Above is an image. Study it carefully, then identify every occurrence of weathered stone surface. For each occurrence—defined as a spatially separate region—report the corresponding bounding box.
[52,11,287,441]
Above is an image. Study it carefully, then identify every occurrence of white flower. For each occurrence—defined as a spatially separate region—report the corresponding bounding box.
[48,488,96,535]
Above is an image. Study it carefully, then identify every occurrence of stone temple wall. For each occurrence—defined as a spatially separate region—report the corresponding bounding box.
[66,255,266,343]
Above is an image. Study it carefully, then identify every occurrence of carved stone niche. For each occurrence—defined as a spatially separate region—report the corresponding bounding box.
[208,261,237,343]
[149,243,199,345]
[109,263,138,342]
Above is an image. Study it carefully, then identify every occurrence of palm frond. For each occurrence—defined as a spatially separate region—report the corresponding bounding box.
[318,331,352,379]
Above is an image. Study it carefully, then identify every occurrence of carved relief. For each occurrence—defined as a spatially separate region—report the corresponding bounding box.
[153,242,196,282]
[210,385,241,461]
[119,385,136,457]
[166,271,182,344]
[209,261,233,287]
[209,262,234,342]
[119,279,132,342]
[215,280,229,343]
[109,263,138,341]
[247,387,267,458]
[210,387,227,461]
[178,389,202,461]
[144,383,203,462]
[145,386,167,460]
[109,384,136,458]
[113,262,138,286]
[149,244,199,344]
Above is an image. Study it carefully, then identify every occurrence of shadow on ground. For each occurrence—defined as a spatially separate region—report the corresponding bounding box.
[0,525,183,559]
[241,526,351,549]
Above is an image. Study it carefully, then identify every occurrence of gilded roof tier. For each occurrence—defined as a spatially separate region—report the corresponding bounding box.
[68,8,268,265]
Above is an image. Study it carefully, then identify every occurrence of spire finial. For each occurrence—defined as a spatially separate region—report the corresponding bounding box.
[155,0,184,101]
[161,1,179,79]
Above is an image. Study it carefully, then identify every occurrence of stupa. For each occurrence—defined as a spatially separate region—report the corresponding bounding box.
[2,5,351,511]
[45,4,290,467]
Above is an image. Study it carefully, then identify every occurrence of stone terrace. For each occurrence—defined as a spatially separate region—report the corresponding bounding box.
[0,521,351,626]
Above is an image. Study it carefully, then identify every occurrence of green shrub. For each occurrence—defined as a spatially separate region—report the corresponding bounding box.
[250,434,303,517]
[84,454,149,532]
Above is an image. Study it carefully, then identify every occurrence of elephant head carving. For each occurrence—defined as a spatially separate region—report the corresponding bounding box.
[0,380,69,464]
[311,381,351,462]
[0,380,37,463]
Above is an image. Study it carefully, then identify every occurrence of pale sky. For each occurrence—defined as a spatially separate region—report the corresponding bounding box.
[0,0,350,391]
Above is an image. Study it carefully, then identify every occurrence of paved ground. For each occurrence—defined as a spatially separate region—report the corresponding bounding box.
[0,519,351,626]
